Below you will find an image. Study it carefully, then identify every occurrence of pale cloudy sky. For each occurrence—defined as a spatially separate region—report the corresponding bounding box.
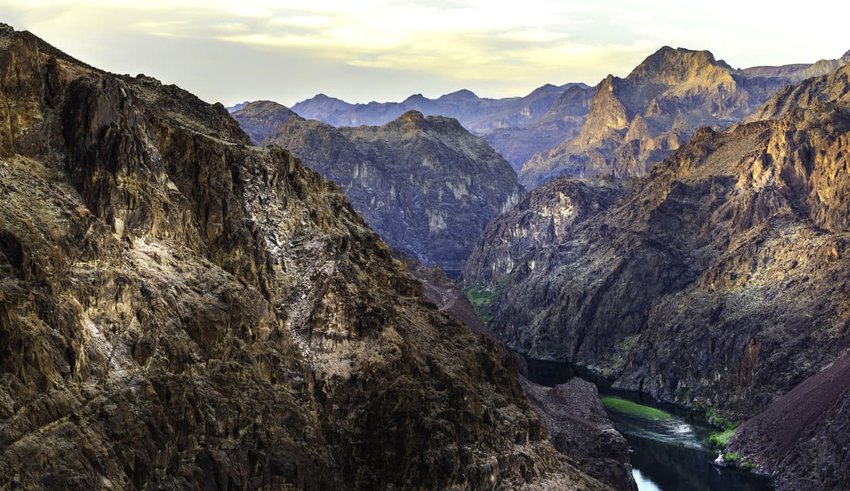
[2,0,849,106]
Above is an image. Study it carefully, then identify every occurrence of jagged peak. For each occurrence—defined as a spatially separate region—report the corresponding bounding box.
[242,99,289,110]
[524,83,562,98]
[391,109,427,127]
[233,100,299,120]
[303,93,347,104]
[562,82,590,90]
[596,74,622,93]
[627,46,733,83]
[842,49,850,64]
[403,93,429,103]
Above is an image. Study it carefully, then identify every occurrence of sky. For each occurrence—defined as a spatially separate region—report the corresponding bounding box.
[2,0,849,106]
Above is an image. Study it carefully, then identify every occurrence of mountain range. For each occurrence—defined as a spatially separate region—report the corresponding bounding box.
[518,47,850,187]
[234,82,595,171]
[232,102,523,275]
[276,47,850,190]
[4,15,850,491]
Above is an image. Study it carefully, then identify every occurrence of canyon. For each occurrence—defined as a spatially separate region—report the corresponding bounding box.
[2,14,850,491]
[464,61,850,489]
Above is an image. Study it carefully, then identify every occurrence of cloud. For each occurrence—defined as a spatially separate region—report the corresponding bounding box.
[2,0,849,105]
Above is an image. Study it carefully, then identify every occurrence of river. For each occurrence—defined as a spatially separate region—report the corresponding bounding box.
[523,358,775,491]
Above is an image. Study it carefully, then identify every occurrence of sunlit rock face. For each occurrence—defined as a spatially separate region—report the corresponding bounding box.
[519,47,850,188]
[0,24,613,490]
[467,61,850,487]
[234,105,523,275]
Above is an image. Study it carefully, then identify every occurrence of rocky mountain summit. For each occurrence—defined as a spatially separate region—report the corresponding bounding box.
[519,47,850,188]
[0,25,616,490]
[233,102,523,275]
[227,99,298,143]
[466,62,850,489]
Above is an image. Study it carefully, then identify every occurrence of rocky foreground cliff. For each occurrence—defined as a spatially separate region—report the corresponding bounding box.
[465,62,850,489]
[519,47,850,188]
[233,102,523,275]
[0,25,616,489]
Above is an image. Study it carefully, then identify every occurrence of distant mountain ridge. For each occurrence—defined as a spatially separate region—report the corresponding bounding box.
[279,83,593,170]
[250,47,850,189]
[232,103,523,275]
[289,84,589,133]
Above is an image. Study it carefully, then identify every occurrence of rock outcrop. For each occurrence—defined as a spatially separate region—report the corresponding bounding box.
[229,99,298,143]
[466,61,850,482]
[521,378,636,491]
[0,24,611,490]
[234,103,523,275]
[519,47,850,188]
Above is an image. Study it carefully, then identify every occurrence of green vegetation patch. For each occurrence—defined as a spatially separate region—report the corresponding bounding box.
[723,451,756,471]
[709,428,737,448]
[463,284,498,322]
[600,396,673,421]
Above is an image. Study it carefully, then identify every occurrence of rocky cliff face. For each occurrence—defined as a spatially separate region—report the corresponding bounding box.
[234,103,523,275]
[519,47,849,188]
[403,253,636,491]
[731,352,850,489]
[463,177,628,287]
[466,63,850,488]
[0,25,610,490]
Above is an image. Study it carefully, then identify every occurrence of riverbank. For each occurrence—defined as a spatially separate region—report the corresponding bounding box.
[522,356,774,490]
